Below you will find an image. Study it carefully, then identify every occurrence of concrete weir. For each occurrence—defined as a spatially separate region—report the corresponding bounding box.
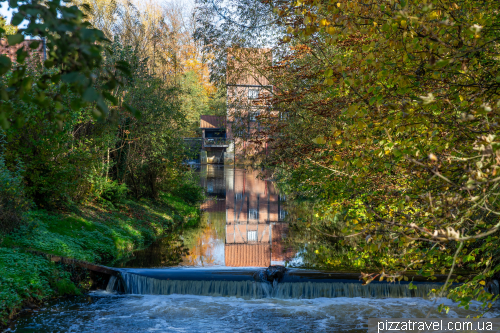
[107,267,454,299]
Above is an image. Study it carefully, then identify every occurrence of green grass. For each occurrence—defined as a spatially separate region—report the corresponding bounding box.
[0,191,200,326]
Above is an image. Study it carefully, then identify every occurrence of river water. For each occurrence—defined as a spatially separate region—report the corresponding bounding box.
[7,166,500,332]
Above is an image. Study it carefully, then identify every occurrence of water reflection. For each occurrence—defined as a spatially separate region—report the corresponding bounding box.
[183,165,294,267]
[116,165,294,268]
[114,234,188,268]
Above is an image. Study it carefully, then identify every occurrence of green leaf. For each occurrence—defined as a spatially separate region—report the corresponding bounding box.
[102,91,118,105]
[115,61,131,76]
[16,48,28,64]
[0,55,12,75]
[28,41,40,49]
[44,59,54,68]
[7,34,24,46]
[82,87,98,102]
[61,72,85,84]
[124,103,141,119]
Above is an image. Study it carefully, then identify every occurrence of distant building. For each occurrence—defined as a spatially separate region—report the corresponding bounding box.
[225,48,273,164]
[0,39,46,64]
[199,115,228,164]
[198,48,274,165]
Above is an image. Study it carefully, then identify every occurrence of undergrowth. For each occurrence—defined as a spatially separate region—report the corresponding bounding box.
[0,191,200,326]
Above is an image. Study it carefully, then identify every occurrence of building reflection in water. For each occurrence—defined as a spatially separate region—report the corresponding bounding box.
[183,165,293,267]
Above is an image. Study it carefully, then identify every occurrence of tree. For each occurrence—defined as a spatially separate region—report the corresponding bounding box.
[0,16,18,36]
[0,0,137,130]
[195,0,500,312]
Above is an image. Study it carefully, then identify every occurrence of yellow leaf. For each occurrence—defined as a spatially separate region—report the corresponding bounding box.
[334,155,341,161]
[335,139,342,145]
[479,281,486,285]
[313,136,326,144]
[326,26,336,35]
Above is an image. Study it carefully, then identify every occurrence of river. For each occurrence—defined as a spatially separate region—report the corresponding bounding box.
[6,165,500,332]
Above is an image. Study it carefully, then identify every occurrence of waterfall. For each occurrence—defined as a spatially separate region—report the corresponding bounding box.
[273,281,440,299]
[107,271,443,299]
[118,272,273,298]
[106,276,117,293]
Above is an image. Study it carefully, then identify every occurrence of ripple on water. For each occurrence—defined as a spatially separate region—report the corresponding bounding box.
[7,293,500,333]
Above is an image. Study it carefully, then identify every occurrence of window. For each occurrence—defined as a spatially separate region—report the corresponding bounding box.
[250,111,260,122]
[280,112,288,121]
[279,208,287,221]
[279,194,286,202]
[248,88,259,100]
[249,209,259,220]
[248,230,258,242]
[235,193,243,201]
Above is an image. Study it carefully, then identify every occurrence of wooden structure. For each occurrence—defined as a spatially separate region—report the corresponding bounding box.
[200,115,229,164]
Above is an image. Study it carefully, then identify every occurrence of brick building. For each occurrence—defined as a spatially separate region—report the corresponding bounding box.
[225,48,274,164]
[0,39,46,63]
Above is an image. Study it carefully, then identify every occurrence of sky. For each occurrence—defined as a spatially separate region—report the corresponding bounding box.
[0,2,14,21]
[0,0,195,25]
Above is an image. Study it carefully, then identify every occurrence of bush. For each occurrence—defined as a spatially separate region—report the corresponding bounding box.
[100,180,128,205]
[0,134,31,233]
[171,171,204,204]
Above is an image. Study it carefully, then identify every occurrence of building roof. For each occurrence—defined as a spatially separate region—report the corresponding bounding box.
[200,115,226,129]
[225,244,271,267]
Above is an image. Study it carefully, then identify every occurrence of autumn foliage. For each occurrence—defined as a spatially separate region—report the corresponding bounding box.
[225,0,500,311]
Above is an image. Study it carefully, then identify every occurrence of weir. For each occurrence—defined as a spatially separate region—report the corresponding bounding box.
[107,268,446,299]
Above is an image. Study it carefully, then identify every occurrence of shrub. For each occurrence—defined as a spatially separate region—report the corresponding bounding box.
[171,171,204,204]
[100,180,128,205]
[54,279,81,296]
[0,134,31,233]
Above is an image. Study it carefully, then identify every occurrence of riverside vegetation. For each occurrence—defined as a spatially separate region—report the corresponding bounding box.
[195,0,500,316]
[0,0,217,326]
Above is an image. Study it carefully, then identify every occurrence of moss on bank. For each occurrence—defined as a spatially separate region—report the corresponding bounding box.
[0,191,200,326]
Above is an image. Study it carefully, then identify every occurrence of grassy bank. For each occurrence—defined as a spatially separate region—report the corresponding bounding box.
[0,192,199,326]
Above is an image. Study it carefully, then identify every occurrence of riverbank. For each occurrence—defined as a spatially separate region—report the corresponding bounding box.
[0,192,200,327]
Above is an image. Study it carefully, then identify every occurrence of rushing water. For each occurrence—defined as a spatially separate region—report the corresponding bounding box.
[7,165,500,332]
[8,294,500,333]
